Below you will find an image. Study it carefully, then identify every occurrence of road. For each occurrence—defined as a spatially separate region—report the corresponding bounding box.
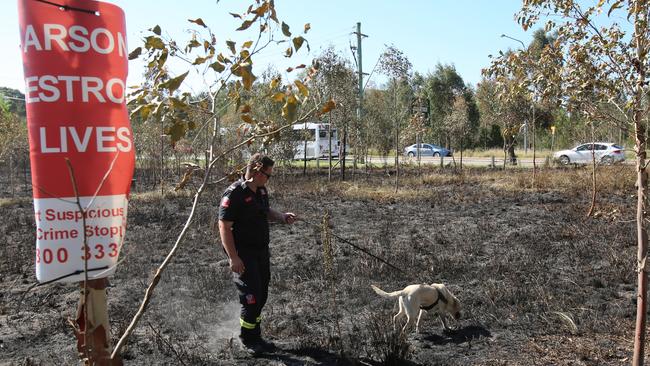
[364,155,550,167]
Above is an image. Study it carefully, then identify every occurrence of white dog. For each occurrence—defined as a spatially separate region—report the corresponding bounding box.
[371,283,461,333]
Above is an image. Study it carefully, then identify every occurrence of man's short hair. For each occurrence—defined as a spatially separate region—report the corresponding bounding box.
[246,153,274,177]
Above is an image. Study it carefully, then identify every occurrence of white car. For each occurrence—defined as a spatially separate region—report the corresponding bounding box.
[553,142,625,165]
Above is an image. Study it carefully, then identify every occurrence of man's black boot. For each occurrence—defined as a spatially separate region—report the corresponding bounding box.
[239,327,264,355]
[253,322,276,352]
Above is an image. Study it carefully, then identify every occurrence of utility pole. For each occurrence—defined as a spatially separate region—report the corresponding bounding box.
[351,22,367,181]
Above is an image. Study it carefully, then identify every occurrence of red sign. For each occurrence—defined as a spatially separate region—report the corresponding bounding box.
[18,0,135,283]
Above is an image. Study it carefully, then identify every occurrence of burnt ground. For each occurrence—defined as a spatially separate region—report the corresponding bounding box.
[1,164,648,365]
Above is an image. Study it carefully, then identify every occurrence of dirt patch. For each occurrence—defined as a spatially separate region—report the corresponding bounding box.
[0,165,646,365]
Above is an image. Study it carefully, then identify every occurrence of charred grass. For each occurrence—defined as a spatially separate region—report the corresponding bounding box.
[0,164,646,365]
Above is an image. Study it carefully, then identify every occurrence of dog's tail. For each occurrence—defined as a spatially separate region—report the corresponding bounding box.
[371,284,406,298]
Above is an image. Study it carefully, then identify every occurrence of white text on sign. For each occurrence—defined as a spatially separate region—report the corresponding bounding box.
[22,24,128,57]
[25,75,125,104]
[39,126,133,153]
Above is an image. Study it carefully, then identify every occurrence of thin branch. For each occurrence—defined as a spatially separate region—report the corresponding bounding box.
[111,105,319,360]
[64,159,89,359]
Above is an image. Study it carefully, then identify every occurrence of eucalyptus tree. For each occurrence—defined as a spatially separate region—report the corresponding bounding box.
[379,45,412,192]
[503,1,650,363]
[113,1,333,358]
[422,63,466,146]
[311,47,357,180]
[363,88,393,161]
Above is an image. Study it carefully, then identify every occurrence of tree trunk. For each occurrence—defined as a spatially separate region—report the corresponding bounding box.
[394,84,399,193]
[633,3,649,363]
[633,117,648,366]
[587,122,597,217]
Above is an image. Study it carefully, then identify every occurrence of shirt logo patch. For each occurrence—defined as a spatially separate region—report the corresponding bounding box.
[244,196,253,203]
[246,294,256,304]
[221,196,230,208]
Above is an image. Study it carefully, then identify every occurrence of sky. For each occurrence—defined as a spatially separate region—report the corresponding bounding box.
[3,0,537,94]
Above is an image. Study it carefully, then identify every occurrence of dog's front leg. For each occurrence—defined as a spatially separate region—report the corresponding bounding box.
[416,309,424,333]
[439,314,450,330]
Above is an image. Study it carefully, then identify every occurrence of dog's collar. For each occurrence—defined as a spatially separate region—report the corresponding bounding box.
[420,288,448,311]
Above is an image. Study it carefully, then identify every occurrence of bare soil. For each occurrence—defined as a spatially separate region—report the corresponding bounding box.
[0,165,647,365]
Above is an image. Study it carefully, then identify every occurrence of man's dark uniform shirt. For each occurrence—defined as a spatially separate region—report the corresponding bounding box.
[218,179,270,253]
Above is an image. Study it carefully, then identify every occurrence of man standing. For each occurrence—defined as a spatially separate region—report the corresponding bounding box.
[218,153,296,354]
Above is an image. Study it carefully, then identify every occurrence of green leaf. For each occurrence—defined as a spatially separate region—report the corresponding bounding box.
[242,40,254,49]
[166,121,187,144]
[158,49,168,68]
[608,0,623,17]
[209,61,225,72]
[145,36,165,50]
[128,47,142,60]
[131,104,151,120]
[160,71,189,93]
[292,36,305,52]
[192,56,210,65]
[188,18,207,28]
[217,53,232,64]
[151,25,161,35]
[281,22,291,37]
[237,20,254,31]
[226,40,236,54]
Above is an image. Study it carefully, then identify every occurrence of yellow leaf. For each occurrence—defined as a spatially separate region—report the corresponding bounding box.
[319,99,336,115]
[270,77,280,89]
[241,114,254,124]
[271,92,285,102]
[294,80,309,97]
[282,95,298,122]
[304,23,311,33]
[253,2,269,16]
[239,64,257,90]
[285,47,293,58]
[242,40,254,49]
